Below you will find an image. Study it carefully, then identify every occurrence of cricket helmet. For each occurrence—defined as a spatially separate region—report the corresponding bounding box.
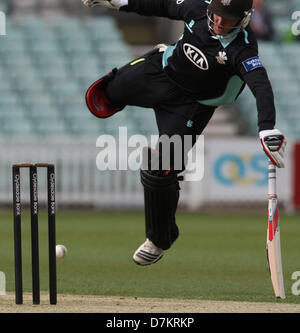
[207,0,254,33]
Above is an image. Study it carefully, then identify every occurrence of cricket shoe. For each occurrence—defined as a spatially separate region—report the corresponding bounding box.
[133,239,164,266]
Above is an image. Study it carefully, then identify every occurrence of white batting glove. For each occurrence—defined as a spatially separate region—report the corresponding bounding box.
[260,129,287,168]
[81,0,127,10]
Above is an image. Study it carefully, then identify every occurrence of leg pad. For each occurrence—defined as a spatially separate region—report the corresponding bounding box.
[85,69,124,118]
[141,169,180,250]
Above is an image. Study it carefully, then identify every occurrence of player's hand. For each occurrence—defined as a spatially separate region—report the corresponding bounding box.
[81,0,120,10]
[260,129,287,168]
[82,0,104,7]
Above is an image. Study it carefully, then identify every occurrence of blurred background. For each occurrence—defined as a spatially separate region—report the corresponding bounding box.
[0,0,299,212]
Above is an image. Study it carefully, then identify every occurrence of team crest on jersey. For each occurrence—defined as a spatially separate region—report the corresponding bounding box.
[216,51,228,65]
[221,0,232,6]
[183,43,209,71]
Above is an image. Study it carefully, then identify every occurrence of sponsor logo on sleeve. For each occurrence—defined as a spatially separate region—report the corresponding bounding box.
[242,56,263,72]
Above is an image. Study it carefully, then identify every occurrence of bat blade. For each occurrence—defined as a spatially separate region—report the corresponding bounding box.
[266,198,285,299]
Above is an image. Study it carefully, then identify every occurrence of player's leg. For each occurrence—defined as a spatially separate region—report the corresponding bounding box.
[133,104,215,266]
[85,46,188,119]
[85,48,165,118]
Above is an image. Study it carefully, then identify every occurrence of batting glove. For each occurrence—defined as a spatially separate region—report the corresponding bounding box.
[81,0,127,10]
[260,129,287,168]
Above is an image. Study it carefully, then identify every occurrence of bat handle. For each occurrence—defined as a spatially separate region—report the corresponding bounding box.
[268,160,277,197]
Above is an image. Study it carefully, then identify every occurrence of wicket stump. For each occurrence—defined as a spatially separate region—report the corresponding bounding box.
[12,163,57,305]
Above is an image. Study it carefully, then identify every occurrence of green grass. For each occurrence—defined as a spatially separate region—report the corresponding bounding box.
[0,209,299,303]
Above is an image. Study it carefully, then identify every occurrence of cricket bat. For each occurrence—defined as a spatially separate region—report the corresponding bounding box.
[266,160,285,299]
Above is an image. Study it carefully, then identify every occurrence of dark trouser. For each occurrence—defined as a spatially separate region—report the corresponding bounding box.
[106,49,215,141]
[105,49,215,249]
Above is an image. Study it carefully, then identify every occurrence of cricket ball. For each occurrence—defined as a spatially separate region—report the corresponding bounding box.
[56,245,67,258]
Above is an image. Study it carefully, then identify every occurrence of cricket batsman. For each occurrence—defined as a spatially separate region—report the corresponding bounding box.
[82,0,286,265]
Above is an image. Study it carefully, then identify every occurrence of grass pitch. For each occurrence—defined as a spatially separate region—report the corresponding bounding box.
[0,210,299,304]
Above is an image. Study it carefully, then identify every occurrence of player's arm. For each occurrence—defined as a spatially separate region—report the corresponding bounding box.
[243,66,275,131]
[81,0,205,21]
[235,51,286,167]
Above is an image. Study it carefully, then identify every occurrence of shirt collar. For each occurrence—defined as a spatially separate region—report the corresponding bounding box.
[210,26,241,48]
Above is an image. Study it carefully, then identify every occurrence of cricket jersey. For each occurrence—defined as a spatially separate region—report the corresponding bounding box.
[120,0,276,131]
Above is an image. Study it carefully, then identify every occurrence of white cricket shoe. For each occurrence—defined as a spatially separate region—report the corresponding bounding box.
[133,239,164,266]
